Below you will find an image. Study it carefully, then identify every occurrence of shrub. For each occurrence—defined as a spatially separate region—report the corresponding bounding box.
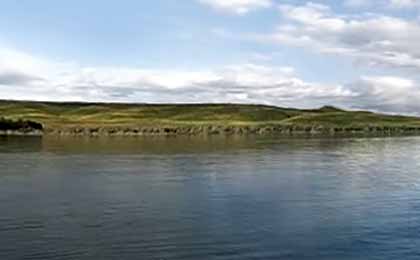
[0,117,43,131]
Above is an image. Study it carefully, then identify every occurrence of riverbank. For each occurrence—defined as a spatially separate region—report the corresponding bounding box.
[2,100,420,137]
[3,125,420,137]
[0,130,43,136]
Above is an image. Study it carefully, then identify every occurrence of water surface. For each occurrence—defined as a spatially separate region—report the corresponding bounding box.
[1,136,420,260]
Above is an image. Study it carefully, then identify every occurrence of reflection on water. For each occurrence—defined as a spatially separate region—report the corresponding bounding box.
[1,136,420,260]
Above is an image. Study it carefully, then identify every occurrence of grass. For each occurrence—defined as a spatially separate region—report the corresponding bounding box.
[282,112,420,128]
[1,100,420,131]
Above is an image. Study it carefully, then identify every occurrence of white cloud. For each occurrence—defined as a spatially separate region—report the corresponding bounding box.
[344,0,372,7]
[389,0,420,8]
[3,47,420,114]
[344,0,420,9]
[0,47,351,108]
[259,2,420,71]
[198,0,272,15]
[249,52,273,62]
[346,76,420,113]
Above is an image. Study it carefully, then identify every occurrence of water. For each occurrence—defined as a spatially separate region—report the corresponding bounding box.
[1,135,420,260]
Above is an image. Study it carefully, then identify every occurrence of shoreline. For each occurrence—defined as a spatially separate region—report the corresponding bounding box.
[3,125,420,137]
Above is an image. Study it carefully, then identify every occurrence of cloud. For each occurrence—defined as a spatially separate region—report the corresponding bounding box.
[344,0,420,9]
[0,71,43,86]
[344,0,372,7]
[346,76,420,114]
[0,47,352,107]
[257,2,420,71]
[389,0,420,8]
[3,47,420,114]
[198,0,272,15]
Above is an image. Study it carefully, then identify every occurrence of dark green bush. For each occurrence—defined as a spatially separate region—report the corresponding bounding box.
[0,117,43,131]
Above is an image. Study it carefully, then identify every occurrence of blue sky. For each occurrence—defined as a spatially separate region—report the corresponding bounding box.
[1,0,420,114]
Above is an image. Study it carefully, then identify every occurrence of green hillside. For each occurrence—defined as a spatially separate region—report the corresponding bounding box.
[1,100,420,135]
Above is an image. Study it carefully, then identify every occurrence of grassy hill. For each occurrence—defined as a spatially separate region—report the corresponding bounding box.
[1,100,420,135]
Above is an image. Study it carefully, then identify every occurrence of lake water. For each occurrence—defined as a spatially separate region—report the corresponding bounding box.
[1,135,420,260]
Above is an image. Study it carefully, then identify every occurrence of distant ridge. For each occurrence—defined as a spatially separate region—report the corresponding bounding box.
[1,100,420,136]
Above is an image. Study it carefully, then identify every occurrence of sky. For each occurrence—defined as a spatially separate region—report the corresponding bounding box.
[1,0,420,114]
